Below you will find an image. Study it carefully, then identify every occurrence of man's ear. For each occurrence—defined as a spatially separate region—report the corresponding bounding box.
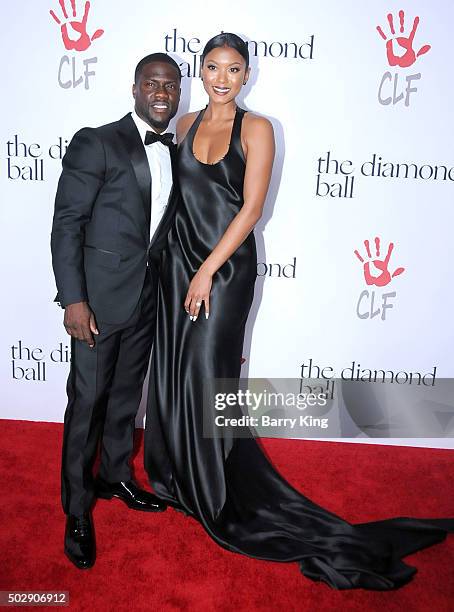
[132,83,136,98]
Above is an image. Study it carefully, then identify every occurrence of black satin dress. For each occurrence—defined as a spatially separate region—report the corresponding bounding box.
[144,106,454,590]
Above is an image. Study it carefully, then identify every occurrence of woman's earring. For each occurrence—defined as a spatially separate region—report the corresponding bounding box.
[243,81,247,85]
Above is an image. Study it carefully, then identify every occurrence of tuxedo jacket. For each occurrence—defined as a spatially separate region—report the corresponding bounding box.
[51,113,179,324]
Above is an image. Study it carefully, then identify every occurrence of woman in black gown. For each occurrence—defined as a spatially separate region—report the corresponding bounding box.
[145,33,454,590]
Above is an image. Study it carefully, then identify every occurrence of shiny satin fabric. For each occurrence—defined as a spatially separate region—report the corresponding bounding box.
[144,107,454,590]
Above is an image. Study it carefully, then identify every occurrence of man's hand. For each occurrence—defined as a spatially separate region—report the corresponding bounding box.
[64,301,99,347]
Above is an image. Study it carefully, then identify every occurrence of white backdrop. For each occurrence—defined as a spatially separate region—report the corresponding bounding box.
[1,0,453,448]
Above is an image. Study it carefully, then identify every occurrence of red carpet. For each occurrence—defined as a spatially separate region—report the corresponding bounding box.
[0,420,453,611]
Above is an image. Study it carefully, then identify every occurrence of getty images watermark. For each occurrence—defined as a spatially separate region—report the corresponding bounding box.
[203,379,333,439]
[202,377,454,439]
[214,388,329,429]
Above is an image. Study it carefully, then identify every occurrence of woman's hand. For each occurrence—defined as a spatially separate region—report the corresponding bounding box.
[184,268,213,320]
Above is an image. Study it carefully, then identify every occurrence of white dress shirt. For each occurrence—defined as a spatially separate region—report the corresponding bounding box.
[131,110,173,242]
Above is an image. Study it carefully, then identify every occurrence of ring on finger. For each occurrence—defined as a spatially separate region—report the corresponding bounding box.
[196,301,202,307]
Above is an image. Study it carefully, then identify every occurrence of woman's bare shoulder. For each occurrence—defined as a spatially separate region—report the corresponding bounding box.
[176,111,201,143]
[242,112,274,151]
[242,112,274,137]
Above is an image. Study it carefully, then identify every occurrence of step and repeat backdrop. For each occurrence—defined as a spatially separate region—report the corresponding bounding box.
[1,1,453,447]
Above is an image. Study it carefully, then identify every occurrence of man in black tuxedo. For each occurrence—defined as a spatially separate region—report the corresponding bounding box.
[51,53,181,569]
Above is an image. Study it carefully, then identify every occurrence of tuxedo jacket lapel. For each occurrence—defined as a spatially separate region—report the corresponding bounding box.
[117,113,151,226]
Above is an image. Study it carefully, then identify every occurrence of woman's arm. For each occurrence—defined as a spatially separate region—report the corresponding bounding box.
[185,114,275,320]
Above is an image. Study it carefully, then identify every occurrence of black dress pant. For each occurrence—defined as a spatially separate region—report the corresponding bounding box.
[61,265,157,516]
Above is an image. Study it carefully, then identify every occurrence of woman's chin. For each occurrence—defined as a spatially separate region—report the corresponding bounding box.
[207,93,238,105]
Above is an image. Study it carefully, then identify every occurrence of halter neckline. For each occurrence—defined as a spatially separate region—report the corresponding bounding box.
[190,106,244,167]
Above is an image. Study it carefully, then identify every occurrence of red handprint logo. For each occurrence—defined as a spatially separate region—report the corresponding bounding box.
[354,237,405,287]
[50,0,104,52]
[376,10,431,68]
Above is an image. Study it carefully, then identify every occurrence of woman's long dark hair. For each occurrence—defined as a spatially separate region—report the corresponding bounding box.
[201,33,249,69]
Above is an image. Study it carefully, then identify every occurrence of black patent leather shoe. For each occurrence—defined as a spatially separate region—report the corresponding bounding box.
[64,513,95,569]
[94,476,167,512]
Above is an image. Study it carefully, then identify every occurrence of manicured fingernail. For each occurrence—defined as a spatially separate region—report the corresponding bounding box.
[193,316,197,321]
[205,313,209,319]
[190,316,194,321]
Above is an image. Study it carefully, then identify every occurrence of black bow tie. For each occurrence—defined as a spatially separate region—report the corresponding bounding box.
[144,131,174,146]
